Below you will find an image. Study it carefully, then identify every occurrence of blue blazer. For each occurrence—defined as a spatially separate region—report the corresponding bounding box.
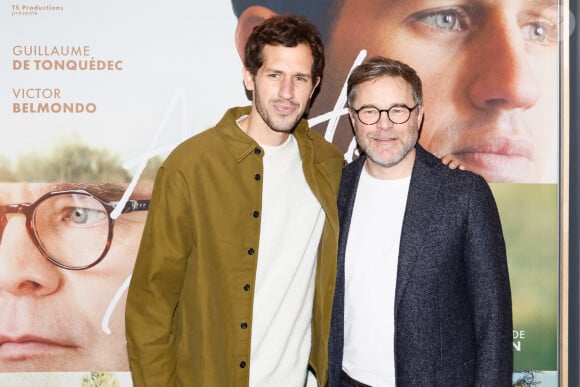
[328,145,513,386]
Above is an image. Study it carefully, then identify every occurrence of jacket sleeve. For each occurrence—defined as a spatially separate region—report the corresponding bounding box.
[125,165,194,387]
[464,176,513,386]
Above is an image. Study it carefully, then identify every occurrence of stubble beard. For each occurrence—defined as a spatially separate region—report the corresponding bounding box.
[254,90,303,133]
[357,129,418,168]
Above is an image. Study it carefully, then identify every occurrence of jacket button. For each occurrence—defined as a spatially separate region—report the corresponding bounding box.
[254,148,261,155]
[240,361,247,368]
[244,284,251,291]
[247,248,255,255]
[254,173,261,180]
[241,322,248,329]
[252,210,260,218]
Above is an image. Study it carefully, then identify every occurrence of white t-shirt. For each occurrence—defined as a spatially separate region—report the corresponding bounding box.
[343,166,410,387]
[249,134,325,387]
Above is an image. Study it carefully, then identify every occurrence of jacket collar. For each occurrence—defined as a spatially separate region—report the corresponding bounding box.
[217,106,313,163]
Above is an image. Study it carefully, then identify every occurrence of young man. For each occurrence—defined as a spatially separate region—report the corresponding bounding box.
[125,15,343,387]
[328,57,513,386]
[233,0,559,183]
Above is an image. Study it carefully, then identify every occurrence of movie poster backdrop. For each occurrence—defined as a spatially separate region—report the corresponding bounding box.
[0,1,566,386]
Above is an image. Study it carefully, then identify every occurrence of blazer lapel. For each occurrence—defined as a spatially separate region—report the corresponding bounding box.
[329,155,364,378]
[394,146,441,318]
[338,156,365,254]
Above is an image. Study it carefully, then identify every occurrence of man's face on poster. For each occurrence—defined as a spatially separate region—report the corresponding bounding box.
[0,183,149,372]
[236,0,560,183]
[320,0,559,183]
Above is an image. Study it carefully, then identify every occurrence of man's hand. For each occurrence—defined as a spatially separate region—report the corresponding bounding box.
[438,154,465,170]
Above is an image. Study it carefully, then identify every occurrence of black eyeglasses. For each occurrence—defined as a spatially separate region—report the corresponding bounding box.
[351,104,419,125]
[0,189,150,270]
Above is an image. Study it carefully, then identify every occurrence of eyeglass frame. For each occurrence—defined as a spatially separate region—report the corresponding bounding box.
[350,103,420,125]
[0,189,150,271]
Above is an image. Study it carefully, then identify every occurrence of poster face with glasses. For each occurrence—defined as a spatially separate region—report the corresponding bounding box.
[0,1,564,386]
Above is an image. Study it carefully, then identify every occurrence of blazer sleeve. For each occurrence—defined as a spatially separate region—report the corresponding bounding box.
[464,175,513,386]
[125,165,194,387]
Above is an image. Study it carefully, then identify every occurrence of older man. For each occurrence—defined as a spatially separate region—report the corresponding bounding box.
[0,182,150,372]
[328,56,513,386]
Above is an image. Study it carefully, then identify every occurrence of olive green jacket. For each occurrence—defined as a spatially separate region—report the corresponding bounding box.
[126,106,343,387]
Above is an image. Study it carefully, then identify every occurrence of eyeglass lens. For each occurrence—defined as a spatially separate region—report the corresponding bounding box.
[32,193,110,269]
[357,106,412,125]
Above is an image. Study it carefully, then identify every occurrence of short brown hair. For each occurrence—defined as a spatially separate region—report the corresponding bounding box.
[347,56,423,107]
[244,15,324,82]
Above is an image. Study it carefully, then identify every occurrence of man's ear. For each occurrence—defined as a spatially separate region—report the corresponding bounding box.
[348,110,357,127]
[417,105,424,128]
[235,6,278,61]
[311,77,321,97]
[242,66,254,92]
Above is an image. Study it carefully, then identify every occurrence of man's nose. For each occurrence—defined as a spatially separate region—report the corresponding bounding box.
[278,77,295,100]
[467,10,540,111]
[376,110,395,130]
[0,215,62,297]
